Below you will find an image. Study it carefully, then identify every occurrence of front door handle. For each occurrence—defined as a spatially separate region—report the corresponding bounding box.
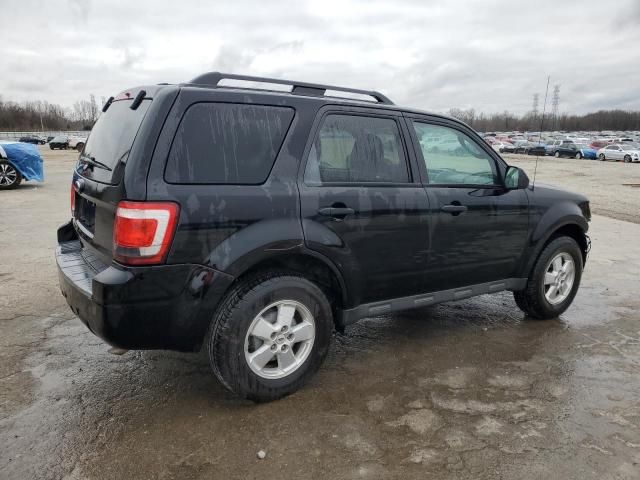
[318,206,355,218]
[441,204,468,215]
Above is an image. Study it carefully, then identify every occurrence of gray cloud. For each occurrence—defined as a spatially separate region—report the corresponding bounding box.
[0,0,638,114]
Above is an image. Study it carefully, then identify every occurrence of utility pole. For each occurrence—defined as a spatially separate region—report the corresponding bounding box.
[532,93,539,117]
[551,85,560,130]
[531,93,539,131]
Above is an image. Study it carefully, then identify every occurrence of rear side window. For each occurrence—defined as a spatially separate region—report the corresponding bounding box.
[165,103,294,184]
[304,114,409,184]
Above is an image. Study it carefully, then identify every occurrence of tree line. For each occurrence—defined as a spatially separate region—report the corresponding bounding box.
[1,95,639,132]
[448,108,640,132]
[0,95,101,131]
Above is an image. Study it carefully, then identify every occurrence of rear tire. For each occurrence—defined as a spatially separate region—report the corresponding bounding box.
[0,160,22,189]
[207,271,333,402]
[554,151,561,158]
[76,143,85,152]
[513,236,583,320]
[575,152,582,159]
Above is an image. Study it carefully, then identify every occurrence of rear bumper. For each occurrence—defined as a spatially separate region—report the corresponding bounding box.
[56,223,234,351]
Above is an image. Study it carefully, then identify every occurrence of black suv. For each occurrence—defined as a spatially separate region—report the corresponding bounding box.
[49,136,70,150]
[56,73,591,402]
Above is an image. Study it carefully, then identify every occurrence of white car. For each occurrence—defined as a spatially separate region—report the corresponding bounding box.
[597,144,640,163]
[491,141,515,153]
[68,136,88,152]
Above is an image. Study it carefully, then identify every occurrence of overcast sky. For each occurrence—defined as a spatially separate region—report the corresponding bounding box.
[1,0,639,115]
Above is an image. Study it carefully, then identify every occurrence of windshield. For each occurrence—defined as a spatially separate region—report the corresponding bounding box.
[79,99,151,184]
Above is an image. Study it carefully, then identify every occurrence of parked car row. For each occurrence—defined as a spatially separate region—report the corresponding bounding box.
[16,134,87,151]
[483,130,640,163]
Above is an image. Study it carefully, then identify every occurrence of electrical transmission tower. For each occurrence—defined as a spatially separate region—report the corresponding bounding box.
[551,85,560,129]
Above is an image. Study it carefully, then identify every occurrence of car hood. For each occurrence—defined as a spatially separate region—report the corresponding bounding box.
[529,182,589,204]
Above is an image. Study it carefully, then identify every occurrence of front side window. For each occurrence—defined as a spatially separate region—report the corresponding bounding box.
[304,114,409,184]
[412,122,499,186]
[165,103,294,184]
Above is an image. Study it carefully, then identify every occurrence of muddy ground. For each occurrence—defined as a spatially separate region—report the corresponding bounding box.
[1,148,640,479]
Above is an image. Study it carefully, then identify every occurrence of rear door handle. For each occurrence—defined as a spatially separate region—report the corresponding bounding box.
[318,207,355,217]
[441,204,468,215]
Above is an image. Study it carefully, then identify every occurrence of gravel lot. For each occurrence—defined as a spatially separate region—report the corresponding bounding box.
[1,148,640,479]
[505,153,640,224]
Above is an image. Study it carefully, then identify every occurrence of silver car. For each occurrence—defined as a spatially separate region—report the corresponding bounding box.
[597,144,640,163]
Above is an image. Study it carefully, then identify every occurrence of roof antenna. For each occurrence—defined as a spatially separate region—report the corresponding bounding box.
[533,76,551,191]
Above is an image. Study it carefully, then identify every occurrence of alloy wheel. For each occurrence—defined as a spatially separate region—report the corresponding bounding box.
[244,300,316,379]
[0,163,18,187]
[543,252,575,305]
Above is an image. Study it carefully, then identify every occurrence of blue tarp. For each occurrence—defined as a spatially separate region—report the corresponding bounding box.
[0,141,44,182]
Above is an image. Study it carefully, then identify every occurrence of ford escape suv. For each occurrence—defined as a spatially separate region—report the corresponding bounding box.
[57,72,591,402]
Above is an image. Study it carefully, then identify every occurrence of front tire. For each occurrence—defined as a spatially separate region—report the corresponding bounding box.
[599,153,606,161]
[0,161,22,189]
[624,155,632,163]
[554,151,561,158]
[575,152,582,159]
[514,236,583,320]
[207,271,333,402]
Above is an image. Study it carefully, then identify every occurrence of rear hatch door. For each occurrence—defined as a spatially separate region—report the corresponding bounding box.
[72,92,152,262]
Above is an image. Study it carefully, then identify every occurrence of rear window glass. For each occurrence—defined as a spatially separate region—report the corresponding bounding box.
[80,99,151,184]
[165,103,294,184]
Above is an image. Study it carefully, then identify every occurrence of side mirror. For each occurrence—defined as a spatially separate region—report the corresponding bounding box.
[505,166,530,190]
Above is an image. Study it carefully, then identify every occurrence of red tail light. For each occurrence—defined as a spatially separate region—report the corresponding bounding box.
[113,201,179,265]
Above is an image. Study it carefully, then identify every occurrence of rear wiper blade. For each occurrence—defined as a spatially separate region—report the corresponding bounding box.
[79,155,112,172]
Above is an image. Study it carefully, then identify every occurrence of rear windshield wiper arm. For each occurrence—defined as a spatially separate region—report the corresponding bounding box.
[79,155,112,172]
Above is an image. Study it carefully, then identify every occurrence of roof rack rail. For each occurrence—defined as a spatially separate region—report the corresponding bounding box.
[187,72,394,105]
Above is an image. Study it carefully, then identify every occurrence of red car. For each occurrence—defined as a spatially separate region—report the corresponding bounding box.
[589,140,609,150]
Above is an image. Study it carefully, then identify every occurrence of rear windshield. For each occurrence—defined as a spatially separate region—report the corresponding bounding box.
[164,103,294,184]
[78,99,151,184]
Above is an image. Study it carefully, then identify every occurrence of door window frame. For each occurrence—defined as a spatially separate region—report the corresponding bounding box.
[299,105,422,188]
[403,114,508,189]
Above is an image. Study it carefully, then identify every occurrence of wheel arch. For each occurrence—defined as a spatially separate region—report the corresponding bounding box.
[225,249,349,327]
[520,219,589,280]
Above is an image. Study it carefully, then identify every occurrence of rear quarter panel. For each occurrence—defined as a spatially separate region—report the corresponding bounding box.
[146,88,321,275]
